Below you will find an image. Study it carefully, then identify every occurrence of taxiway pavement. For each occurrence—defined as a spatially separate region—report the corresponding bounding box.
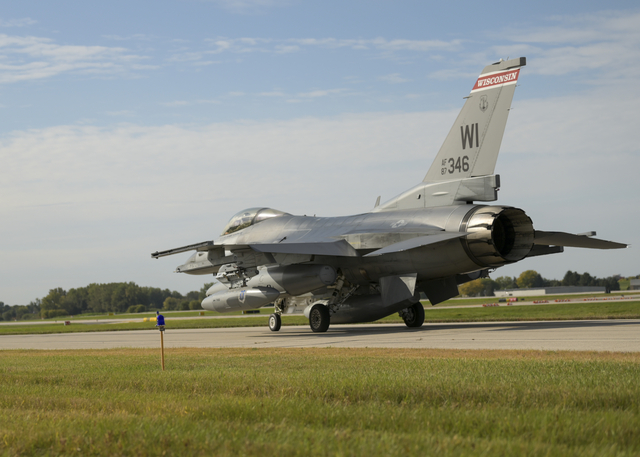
[2,320,639,352]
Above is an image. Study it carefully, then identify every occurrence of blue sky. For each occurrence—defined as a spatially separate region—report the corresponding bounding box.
[1,1,639,304]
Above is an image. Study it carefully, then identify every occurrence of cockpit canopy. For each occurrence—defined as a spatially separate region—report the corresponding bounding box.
[221,207,290,236]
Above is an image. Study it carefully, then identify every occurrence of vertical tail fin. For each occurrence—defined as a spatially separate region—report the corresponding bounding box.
[423,57,526,183]
[373,57,526,212]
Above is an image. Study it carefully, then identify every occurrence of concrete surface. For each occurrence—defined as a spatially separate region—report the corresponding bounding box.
[2,320,639,352]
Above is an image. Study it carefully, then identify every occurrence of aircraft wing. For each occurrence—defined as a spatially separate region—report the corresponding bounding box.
[364,232,469,257]
[250,240,359,257]
[534,231,627,249]
[151,239,360,264]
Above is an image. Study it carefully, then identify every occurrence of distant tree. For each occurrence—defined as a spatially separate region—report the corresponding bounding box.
[188,300,201,310]
[186,290,199,301]
[40,288,67,317]
[64,288,88,315]
[562,271,580,286]
[459,279,485,297]
[163,297,183,311]
[86,283,111,313]
[517,270,543,289]
[144,287,167,309]
[494,276,518,290]
[578,272,594,287]
[544,278,562,287]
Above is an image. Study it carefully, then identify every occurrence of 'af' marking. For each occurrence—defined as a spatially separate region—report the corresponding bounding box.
[441,156,469,175]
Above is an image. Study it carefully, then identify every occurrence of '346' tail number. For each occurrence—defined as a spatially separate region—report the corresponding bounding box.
[441,156,469,175]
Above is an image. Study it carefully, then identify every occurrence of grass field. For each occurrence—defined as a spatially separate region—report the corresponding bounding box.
[2,300,639,335]
[1,348,638,456]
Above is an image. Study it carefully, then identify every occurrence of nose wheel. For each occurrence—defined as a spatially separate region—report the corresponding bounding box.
[268,313,282,332]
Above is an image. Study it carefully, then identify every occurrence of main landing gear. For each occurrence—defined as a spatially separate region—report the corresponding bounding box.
[400,303,425,328]
[309,304,330,333]
[268,313,282,332]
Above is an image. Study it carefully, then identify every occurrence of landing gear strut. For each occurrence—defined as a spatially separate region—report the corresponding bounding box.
[309,304,330,333]
[400,303,425,328]
[268,313,282,332]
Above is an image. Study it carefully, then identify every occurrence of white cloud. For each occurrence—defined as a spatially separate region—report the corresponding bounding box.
[3,8,640,304]
[102,34,153,42]
[259,91,285,97]
[106,110,135,117]
[494,10,640,80]
[160,99,221,107]
[0,111,448,303]
[285,88,348,103]
[287,37,462,52]
[1,82,638,303]
[166,36,465,64]
[296,88,346,98]
[378,73,410,84]
[0,33,150,83]
[206,0,292,14]
[0,18,37,27]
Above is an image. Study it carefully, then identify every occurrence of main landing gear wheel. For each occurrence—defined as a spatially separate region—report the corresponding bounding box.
[402,303,425,328]
[309,304,330,333]
[269,313,282,332]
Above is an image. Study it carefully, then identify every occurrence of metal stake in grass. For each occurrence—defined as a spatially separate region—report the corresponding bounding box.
[156,311,166,371]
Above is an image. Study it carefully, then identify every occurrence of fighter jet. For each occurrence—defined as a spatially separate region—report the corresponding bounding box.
[151,57,626,333]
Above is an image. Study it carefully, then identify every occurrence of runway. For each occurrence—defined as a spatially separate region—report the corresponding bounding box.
[2,319,640,352]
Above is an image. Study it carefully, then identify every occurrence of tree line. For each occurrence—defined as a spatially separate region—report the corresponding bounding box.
[0,282,213,321]
[0,271,635,320]
[458,270,627,297]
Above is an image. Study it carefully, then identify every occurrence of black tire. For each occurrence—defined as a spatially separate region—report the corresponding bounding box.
[402,303,425,328]
[268,313,282,332]
[309,304,330,333]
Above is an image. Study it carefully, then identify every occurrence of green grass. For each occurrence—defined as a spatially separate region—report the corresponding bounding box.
[0,348,639,456]
[431,291,640,307]
[42,309,273,321]
[0,316,292,335]
[423,300,640,321]
[2,301,639,335]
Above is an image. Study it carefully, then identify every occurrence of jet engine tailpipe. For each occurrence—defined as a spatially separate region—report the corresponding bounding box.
[462,206,534,267]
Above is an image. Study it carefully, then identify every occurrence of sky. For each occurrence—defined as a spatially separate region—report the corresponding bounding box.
[1,0,639,305]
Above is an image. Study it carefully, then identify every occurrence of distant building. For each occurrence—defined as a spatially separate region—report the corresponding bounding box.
[494,286,605,297]
[629,279,640,291]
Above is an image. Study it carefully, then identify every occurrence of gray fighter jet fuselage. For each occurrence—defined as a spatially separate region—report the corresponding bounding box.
[152,57,626,333]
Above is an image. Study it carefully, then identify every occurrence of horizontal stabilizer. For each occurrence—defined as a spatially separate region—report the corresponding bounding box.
[151,241,215,259]
[534,231,627,249]
[250,239,359,257]
[364,232,468,257]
